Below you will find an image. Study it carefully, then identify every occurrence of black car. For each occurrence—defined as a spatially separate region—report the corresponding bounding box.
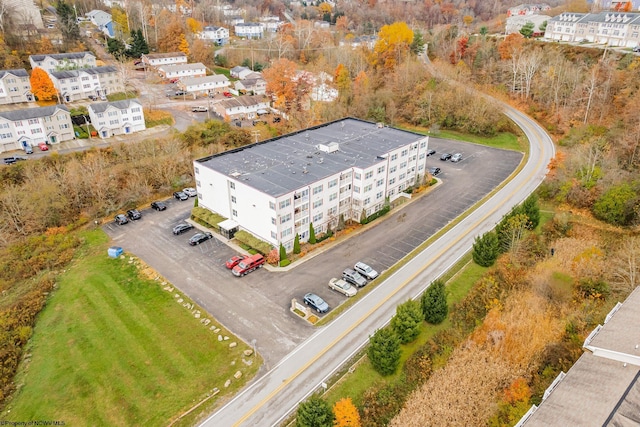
[126,209,141,220]
[426,149,436,156]
[151,201,167,211]
[189,232,213,246]
[172,223,194,235]
[440,153,452,161]
[173,191,188,201]
[115,214,129,225]
[428,167,441,176]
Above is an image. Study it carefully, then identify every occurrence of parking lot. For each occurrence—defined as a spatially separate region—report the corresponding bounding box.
[103,138,523,366]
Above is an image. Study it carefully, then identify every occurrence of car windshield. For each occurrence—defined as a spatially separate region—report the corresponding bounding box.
[361,265,372,273]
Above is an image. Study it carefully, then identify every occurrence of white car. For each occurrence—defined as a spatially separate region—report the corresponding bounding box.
[451,153,462,163]
[183,187,197,197]
[328,278,357,297]
[354,262,379,280]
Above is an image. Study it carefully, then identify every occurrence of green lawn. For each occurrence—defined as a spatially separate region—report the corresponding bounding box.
[436,130,524,151]
[5,230,260,426]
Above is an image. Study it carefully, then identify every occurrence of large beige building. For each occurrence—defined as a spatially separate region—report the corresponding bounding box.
[545,11,640,47]
[0,69,34,105]
[49,66,123,102]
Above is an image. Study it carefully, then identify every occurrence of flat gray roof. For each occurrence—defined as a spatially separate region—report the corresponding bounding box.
[589,287,640,355]
[196,117,425,197]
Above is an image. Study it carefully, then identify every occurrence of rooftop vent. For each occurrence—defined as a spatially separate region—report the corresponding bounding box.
[377,122,384,128]
[317,142,339,153]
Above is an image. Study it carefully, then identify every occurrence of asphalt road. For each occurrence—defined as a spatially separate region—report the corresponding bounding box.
[198,104,554,426]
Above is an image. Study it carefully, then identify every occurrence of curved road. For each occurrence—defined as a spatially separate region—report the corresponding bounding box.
[200,105,555,426]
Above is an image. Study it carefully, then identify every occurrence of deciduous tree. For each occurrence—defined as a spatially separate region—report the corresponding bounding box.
[372,21,413,71]
[111,6,129,38]
[186,17,202,35]
[297,396,335,427]
[368,328,401,376]
[421,280,448,324]
[333,397,361,427]
[592,183,638,226]
[30,68,58,101]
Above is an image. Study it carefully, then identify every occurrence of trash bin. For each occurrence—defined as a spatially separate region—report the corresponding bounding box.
[108,246,123,258]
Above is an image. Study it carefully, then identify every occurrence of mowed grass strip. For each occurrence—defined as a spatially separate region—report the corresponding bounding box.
[7,230,259,426]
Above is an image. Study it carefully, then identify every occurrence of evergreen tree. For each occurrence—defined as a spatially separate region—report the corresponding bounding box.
[56,0,80,48]
[279,243,287,261]
[107,38,127,58]
[127,29,150,57]
[421,280,448,324]
[308,223,316,244]
[390,300,423,344]
[410,30,426,55]
[360,209,367,224]
[520,21,535,38]
[337,213,345,231]
[297,396,335,427]
[293,233,301,254]
[368,328,401,376]
[472,231,500,267]
[521,194,540,229]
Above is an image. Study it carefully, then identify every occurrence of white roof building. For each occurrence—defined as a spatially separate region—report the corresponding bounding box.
[141,52,188,68]
[29,52,97,73]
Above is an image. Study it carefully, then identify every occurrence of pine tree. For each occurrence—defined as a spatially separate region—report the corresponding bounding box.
[293,233,301,254]
[337,213,345,231]
[421,280,448,324]
[279,243,287,262]
[297,396,335,427]
[521,194,540,229]
[308,223,316,244]
[472,231,500,267]
[30,68,58,101]
[368,328,401,376]
[391,299,423,344]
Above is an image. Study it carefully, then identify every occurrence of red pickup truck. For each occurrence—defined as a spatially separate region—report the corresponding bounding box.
[232,254,265,277]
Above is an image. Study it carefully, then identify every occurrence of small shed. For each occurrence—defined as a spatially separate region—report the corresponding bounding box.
[108,246,123,258]
[218,219,239,239]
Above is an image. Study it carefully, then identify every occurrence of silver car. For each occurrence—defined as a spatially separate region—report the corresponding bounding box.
[328,278,357,297]
[451,153,462,162]
[342,268,367,287]
[354,262,379,280]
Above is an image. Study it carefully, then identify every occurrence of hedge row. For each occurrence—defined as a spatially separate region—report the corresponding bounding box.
[191,207,227,231]
[233,230,273,255]
[360,205,391,225]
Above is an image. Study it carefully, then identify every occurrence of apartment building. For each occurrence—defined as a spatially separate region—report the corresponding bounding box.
[29,52,97,73]
[198,26,230,45]
[157,62,207,80]
[212,95,270,121]
[0,105,73,153]
[194,118,430,250]
[87,99,145,139]
[178,75,230,95]
[50,66,123,102]
[141,52,188,68]
[234,22,264,39]
[545,11,640,47]
[0,69,34,105]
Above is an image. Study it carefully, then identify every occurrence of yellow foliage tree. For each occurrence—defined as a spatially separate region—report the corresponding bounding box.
[372,21,413,71]
[178,34,190,56]
[39,37,55,54]
[30,67,58,101]
[318,2,332,14]
[333,397,361,426]
[186,17,203,35]
[334,63,351,96]
[111,6,129,38]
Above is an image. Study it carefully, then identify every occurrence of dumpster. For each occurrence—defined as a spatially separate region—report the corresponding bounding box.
[108,246,123,258]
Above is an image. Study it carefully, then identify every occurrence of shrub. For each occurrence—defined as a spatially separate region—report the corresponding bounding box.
[592,183,638,226]
[472,231,500,267]
[309,223,316,244]
[233,230,272,255]
[266,248,279,265]
[333,397,361,427]
[403,346,433,387]
[279,259,291,267]
[576,278,609,300]
[297,396,335,427]
[293,234,301,254]
[191,207,226,231]
[360,382,409,426]
[279,243,287,261]
[368,328,401,376]
[421,280,448,324]
[337,214,345,231]
[391,300,423,344]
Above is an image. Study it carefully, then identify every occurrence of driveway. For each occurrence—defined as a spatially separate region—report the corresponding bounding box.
[104,138,522,367]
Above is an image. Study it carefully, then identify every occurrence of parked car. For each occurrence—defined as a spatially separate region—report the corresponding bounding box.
[175,90,187,96]
[225,255,247,269]
[191,106,208,112]
[304,293,329,313]
[88,95,97,101]
[223,91,233,98]
[114,214,129,225]
[172,223,194,235]
[173,191,188,201]
[38,142,49,151]
[3,156,25,165]
[126,209,141,220]
[451,153,462,163]
[440,153,452,161]
[633,45,640,53]
[342,268,368,288]
[232,254,265,277]
[182,187,197,197]
[354,262,379,280]
[189,232,213,246]
[328,278,357,297]
[151,201,167,211]
[169,78,180,83]
[426,149,436,156]
[24,145,33,154]
[428,167,441,176]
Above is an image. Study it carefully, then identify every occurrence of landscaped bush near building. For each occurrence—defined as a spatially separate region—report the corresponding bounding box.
[233,230,273,255]
[191,207,226,230]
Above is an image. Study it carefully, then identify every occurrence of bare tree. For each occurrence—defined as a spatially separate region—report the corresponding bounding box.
[610,236,640,294]
[519,48,542,100]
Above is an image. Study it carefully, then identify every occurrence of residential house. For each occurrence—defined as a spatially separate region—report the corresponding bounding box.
[217,4,244,16]
[0,105,73,153]
[234,73,266,95]
[259,16,283,33]
[506,15,551,35]
[49,66,123,102]
[0,69,34,105]
[193,118,431,250]
[227,16,244,26]
[86,10,114,38]
[230,66,255,79]
[198,26,230,45]
[29,52,97,73]
[234,22,264,39]
[544,11,640,47]
[339,35,378,49]
[212,95,270,121]
[157,62,207,80]
[507,3,551,17]
[141,52,188,68]
[178,75,230,95]
[314,21,330,29]
[87,99,145,139]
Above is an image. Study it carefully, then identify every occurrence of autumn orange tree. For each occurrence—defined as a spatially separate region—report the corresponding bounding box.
[333,397,361,427]
[30,67,58,102]
[186,17,202,35]
[372,22,413,71]
[157,15,185,52]
[263,58,312,112]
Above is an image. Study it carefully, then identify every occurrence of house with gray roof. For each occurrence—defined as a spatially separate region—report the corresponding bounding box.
[87,99,145,139]
[193,118,431,250]
[212,95,270,121]
[141,52,188,68]
[0,105,73,153]
[49,66,123,102]
[234,72,266,95]
[0,69,34,105]
[177,74,230,95]
[29,52,97,73]
[157,62,207,80]
[198,26,230,45]
[545,11,640,47]
[86,10,114,38]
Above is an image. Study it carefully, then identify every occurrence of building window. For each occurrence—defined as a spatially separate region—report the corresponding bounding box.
[313,184,323,194]
[377,191,383,199]
[401,149,408,156]
[280,213,291,223]
[390,166,397,173]
[313,213,323,222]
[365,171,373,179]
[377,166,385,174]
[272,217,276,225]
[420,141,426,148]
[419,153,425,159]
[354,186,360,193]
[195,167,199,174]
[230,182,235,189]
[271,231,277,239]
[376,179,384,187]
[391,154,397,161]
[329,192,337,201]
[328,179,338,188]
[364,197,370,205]
[279,199,290,209]
[231,196,236,203]
[328,207,337,216]
[313,199,323,208]
[400,162,407,169]
[28,118,39,125]
[354,172,361,180]
[364,184,372,192]
[269,201,276,210]
[232,209,238,217]
[389,178,395,185]
[281,227,292,238]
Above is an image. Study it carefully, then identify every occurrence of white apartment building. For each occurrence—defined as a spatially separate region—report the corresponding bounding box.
[29,52,97,73]
[0,105,73,153]
[198,26,230,45]
[0,69,34,105]
[545,11,640,47]
[157,62,207,80]
[259,16,283,33]
[141,52,188,68]
[50,66,123,102]
[194,118,430,250]
[178,75,230,95]
[234,22,264,39]
[87,99,145,139]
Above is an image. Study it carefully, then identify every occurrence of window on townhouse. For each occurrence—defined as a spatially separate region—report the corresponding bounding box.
[109,120,119,125]
[30,128,42,134]
[15,121,22,127]
[0,133,12,139]
[231,196,236,203]
[98,113,103,118]
[60,124,69,129]
[132,116,142,121]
